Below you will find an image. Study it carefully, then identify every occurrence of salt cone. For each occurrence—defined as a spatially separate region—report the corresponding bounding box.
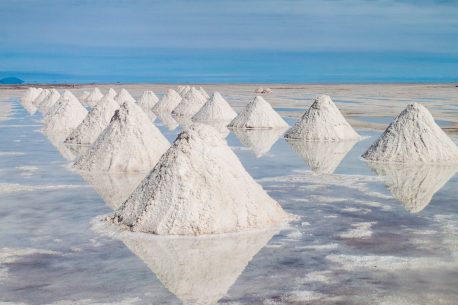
[172,87,208,117]
[86,88,104,107]
[38,89,61,114]
[192,92,237,123]
[115,88,136,105]
[152,89,182,114]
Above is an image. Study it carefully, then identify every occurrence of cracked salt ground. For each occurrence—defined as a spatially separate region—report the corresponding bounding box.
[1,92,458,304]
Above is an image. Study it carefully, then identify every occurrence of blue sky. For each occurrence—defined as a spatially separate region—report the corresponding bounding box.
[1,0,458,83]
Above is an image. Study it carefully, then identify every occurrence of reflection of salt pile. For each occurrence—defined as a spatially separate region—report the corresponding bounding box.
[233,128,286,157]
[228,96,288,129]
[362,103,458,163]
[38,89,61,114]
[138,91,159,119]
[153,89,182,114]
[21,88,43,114]
[119,228,277,305]
[112,124,288,235]
[286,139,357,174]
[47,133,88,161]
[42,93,88,139]
[157,112,179,131]
[192,92,237,123]
[368,162,458,213]
[79,91,90,103]
[172,87,208,117]
[115,88,136,104]
[79,171,147,209]
[65,96,119,145]
[86,88,104,107]
[74,100,169,172]
[285,95,360,141]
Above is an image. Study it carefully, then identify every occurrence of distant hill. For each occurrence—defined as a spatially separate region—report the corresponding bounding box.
[0,77,24,84]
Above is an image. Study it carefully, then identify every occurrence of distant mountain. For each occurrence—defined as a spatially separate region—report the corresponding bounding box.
[0,77,24,84]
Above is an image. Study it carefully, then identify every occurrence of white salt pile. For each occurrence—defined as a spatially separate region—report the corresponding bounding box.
[79,91,90,102]
[369,162,458,213]
[137,91,159,119]
[286,139,357,174]
[228,96,288,129]
[199,86,210,99]
[111,124,288,235]
[106,88,117,99]
[115,88,136,105]
[42,93,88,139]
[192,91,237,122]
[85,88,104,107]
[177,85,191,96]
[38,89,61,114]
[32,89,50,108]
[285,95,361,141]
[233,128,287,158]
[44,90,79,119]
[255,87,272,94]
[21,88,43,114]
[65,96,119,145]
[152,89,182,114]
[74,100,169,172]
[172,87,208,117]
[362,103,458,163]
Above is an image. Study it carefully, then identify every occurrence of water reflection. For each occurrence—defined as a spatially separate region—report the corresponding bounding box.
[78,171,147,209]
[233,128,286,158]
[118,228,278,305]
[368,162,458,213]
[157,112,179,131]
[45,131,88,161]
[286,139,357,174]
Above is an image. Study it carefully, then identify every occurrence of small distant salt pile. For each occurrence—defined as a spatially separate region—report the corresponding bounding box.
[285,95,361,141]
[38,89,61,114]
[21,88,43,114]
[65,96,119,145]
[42,92,88,139]
[172,87,208,117]
[255,87,272,94]
[74,100,169,172]
[138,91,159,119]
[152,89,182,114]
[86,88,104,107]
[32,89,50,107]
[43,90,80,123]
[115,88,136,105]
[177,85,191,96]
[362,103,458,163]
[106,88,117,99]
[79,91,90,102]
[199,86,210,99]
[111,124,288,235]
[233,128,285,157]
[192,91,237,123]
[228,96,288,129]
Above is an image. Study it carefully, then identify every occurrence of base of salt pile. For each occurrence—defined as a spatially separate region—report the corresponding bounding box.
[111,124,290,235]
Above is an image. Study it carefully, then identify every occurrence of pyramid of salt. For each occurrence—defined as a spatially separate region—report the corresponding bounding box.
[44,90,79,120]
[152,89,182,113]
[65,96,120,145]
[111,124,288,235]
[42,93,88,139]
[21,88,43,114]
[74,100,170,172]
[106,88,117,99]
[362,103,458,163]
[285,95,360,141]
[368,162,458,213]
[138,91,159,119]
[118,227,277,305]
[199,86,210,99]
[86,88,104,107]
[228,96,288,129]
[79,91,90,102]
[192,91,237,123]
[171,87,207,117]
[178,85,191,96]
[32,89,50,107]
[115,88,136,105]
[38,89,61,114]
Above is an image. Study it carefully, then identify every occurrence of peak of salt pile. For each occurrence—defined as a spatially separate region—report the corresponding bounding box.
[199,86,210,99]
[21,88,43,114]
[74,100,170,172]
[369,162,458,213]
[44,90,79,120]
[228,96,288,129]
[38,89,61,114]
[115,88,136,105]
[106,88,117,99]
[138,91,159,119]
[111,123,288,235]
[65,96,119,145]
[285,95,360,141]
[286,138,357,174]
[362,103,458,163]
[118,228,277,305]
[152,89,182,114]
[233,128,285,157]
[192,91,237,123]
[172,87,208,117]
[42,93,88,139]
[32,88,50,107]
[157,112,179,130]
[177,85,191,96]
[85,88,104,107]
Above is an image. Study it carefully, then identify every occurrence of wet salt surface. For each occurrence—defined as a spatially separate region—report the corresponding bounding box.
[0,98,457,304]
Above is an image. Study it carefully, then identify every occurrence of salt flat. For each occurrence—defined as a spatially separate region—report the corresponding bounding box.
[0,84,457,304]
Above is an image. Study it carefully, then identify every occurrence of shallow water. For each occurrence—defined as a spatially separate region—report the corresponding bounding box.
[0,96,457,305]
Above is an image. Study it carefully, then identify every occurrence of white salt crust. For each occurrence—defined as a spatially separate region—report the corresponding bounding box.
[152,89,182,114]
[111,123,289,235]
[115,88,136,105]
[285,95,361,141]
[85,88,104,107]
[38,89,61,114]
[192,91,237,123]
[74,100,169,172]
[172,87,208,117]
[362,103,458,163]
[228,96,288,129]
